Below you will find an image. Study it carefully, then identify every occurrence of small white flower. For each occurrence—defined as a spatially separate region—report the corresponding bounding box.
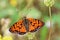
[1,18,11,34]
[45,20,54,28]
[3,29,12,36]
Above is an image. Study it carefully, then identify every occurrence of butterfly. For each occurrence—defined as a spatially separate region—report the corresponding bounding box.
[9,18,44,35]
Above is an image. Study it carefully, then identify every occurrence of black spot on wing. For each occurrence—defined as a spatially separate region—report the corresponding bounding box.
[18,32,26,35]
[32,25,35,26]
[38,20,40,24]
[15,30,18,32]
[30,25,41,32]
[30,28,37,32]
[9,28,14,33]
[20,24,22,25]
[30,22,32,23]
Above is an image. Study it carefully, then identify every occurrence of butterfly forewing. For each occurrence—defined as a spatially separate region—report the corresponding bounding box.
[9,20,27,35]
[27,18,44,32]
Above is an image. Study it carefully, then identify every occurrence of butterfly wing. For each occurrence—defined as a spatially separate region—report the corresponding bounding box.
[9,20,27,35]
[27,18,44,32]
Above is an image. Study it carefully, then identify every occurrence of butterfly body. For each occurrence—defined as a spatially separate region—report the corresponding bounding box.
[23,18,29,32]
[9,18,44,35]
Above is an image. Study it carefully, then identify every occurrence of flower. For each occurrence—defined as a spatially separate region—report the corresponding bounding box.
[2,36,13,40]
[44,0,55,7]
[10,0,17,7]
[45,20,54,28]
[0,35,2,40]
[26,32,35,40]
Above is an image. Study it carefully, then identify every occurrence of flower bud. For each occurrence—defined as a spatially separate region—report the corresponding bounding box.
[44,0,55,7]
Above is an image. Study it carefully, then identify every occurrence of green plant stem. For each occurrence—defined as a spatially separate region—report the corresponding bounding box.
[48,7,52,40]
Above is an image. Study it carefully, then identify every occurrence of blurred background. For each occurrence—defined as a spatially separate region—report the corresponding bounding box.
[0,0,60,40]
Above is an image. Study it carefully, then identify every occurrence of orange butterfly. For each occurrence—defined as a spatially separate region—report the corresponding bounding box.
[9,18,44,35]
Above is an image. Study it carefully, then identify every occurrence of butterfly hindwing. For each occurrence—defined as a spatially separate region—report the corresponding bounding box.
[9,20,27,35]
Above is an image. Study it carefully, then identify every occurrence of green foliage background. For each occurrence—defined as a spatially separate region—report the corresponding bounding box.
[0,0,60,40]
